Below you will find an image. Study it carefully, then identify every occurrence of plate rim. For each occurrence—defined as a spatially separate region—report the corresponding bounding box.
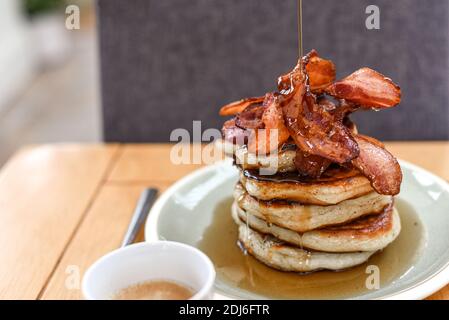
[145,159,449,300]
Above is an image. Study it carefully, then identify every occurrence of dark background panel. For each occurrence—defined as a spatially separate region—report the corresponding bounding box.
[98,0,449,142]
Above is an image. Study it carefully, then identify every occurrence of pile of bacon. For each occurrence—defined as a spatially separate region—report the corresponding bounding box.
[220,50,402,195]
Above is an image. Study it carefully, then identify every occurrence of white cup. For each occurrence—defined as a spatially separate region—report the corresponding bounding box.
[82,241,215,300]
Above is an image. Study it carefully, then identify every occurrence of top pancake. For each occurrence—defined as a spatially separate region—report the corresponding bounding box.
[240,166,373,205]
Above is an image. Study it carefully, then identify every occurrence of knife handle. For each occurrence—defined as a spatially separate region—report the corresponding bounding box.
[121,188,158,247]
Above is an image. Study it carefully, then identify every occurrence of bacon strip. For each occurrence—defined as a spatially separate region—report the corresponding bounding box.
[235,104,265,129]
[326,67,401,108]
[221,118,249,146]
[247,93,290,154]
[351,135,402,195]
[219,96,265,116]
[278,56,359,163]
[294,150,331,178]
[278,50,336,94]
[356,134,385,148]
[306,50,336,92]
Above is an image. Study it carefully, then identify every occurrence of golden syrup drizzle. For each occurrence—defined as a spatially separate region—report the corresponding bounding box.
[297,0,303,58]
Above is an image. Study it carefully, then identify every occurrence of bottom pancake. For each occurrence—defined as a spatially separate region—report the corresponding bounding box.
[232,202,401,253]
[232,210,376,272]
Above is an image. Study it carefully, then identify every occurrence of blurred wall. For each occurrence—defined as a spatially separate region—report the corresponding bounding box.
[98,0,449,142]
[0,0,35,114]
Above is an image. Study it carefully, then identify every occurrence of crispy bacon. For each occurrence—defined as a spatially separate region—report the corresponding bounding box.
[294,150,331,178]
[293,98,356,177]
[343,116,358,135]
[219,96,265,116]
[221,118,249,145]
[317,96,338,112]
[219,50,403,187]
[330,100,359,122]
[356,134,385,148]
[306,50,336,92]
[325,67,401,108]
[278,55,359,163]
[247,93,290,154]
[351,135,402,195]
[278,50,336,94]
[235,104,265,129]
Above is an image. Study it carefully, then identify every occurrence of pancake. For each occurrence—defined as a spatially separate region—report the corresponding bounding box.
[233,213,376,272]
[234,183,392,232]
[233,202,401,252]
[235,143,297,172]
[240,167,373,205]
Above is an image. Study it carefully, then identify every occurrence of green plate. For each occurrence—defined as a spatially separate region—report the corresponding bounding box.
[146,159,449,300]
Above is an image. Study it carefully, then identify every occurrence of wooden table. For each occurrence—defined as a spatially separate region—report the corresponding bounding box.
[0,142,448,300]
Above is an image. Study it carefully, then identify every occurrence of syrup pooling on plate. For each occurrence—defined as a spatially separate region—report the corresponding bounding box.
[197,197,423,299]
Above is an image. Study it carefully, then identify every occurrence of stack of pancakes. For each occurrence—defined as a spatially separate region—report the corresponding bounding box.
[226,144,401,272]
[218,50,403,272]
